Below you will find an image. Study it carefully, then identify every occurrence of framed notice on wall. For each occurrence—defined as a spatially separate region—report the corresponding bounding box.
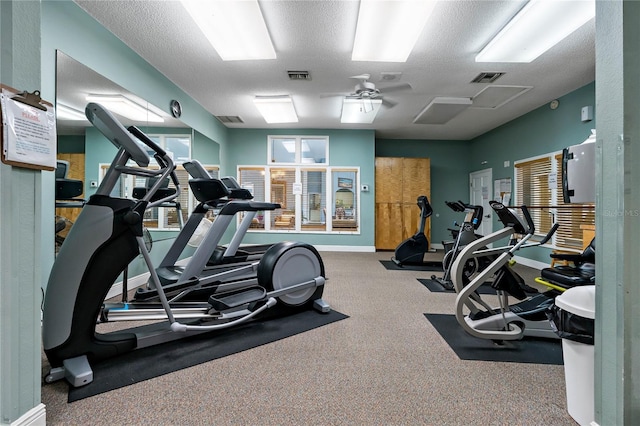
[1,84,56,171]
[494,177,512,205]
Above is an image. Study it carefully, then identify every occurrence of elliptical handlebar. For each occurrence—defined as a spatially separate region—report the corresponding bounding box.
[127,125,182,207]
[86,103,179,206]
[127,125,167,158]
[520,204,535,235]
[538,223,560,245]
[85,103,150,167]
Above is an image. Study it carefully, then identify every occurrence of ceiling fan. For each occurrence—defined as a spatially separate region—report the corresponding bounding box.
[322,73,412,111]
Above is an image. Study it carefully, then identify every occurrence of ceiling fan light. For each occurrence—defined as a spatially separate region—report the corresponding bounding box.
[253,95,298,123]
[476,0,595,63]
[181,0,276,61]
[352,0,437,62]
[341,98,382,123]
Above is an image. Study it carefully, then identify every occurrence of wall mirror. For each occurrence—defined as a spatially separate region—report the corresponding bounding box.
[55,51,219,235]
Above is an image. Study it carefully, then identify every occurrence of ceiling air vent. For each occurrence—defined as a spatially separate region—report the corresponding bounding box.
[216,115,244,124]
[471,72,505,84]
[287,70,311,81]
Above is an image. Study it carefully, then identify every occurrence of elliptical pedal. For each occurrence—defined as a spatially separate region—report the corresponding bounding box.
[208,286,267,311]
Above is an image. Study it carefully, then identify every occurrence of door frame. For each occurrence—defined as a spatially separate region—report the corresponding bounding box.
[469,168,493,238]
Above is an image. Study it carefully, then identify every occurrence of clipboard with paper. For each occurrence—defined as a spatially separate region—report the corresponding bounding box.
[1,84,57,171]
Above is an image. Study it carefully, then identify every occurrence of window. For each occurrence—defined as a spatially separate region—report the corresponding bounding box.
[269,136,327,164]
[514,152,594,249]
[238,167,267,230]
[238,135,358,233]
[301,169,327,231]
[331,170,357,231]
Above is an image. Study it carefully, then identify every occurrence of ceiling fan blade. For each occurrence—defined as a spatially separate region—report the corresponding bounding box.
[350,73,371,81]
[382,98,398,108]
[378,82,412,94]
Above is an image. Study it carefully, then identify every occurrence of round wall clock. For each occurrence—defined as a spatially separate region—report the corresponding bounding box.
[170,100,182,118]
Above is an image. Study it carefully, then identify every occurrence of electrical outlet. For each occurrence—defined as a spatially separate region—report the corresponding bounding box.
[361,184,369,192]
[504,161,510,168]
[90,180,98,188]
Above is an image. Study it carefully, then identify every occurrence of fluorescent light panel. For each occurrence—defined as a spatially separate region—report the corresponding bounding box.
[476,0,595,63]
[85,95,164,122]
[181,0,275,61]
[253,96,298,124]
[56,103,87,121]
[341,98,382,124]
[413,97,472,125]
[352,0,436,62]
[471,85,533,109]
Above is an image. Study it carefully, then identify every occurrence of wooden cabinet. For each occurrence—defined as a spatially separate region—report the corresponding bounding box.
[55,153,85,224]
[375,157,431,250]
[581,224,595,249]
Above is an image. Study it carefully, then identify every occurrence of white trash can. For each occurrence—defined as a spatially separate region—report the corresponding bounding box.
[550,285,596,426]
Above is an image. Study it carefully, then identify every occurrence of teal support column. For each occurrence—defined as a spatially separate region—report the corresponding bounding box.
[594,0,640,424]
[0,1,46,424]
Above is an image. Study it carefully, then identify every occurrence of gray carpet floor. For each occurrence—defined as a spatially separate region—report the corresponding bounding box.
[41,250,574,425]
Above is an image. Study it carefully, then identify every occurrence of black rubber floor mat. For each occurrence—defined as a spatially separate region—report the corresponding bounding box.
[424,313,563,365]
[67,309,349,402]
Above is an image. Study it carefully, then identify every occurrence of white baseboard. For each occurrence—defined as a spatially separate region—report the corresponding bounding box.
[11,404,46,426]
[315,245,375,252]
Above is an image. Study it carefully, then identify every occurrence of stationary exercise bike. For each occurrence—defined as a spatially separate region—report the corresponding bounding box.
[451,201,559,341]
[392,195,441,268]
[42,103,330,387]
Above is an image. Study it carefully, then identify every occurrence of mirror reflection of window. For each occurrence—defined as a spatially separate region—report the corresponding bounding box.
[166,136,191,163]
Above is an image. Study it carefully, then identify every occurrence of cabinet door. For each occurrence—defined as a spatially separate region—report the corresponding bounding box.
[402,157,430,204]
[375,202,404,250]
[55,153,85,224]
[375,157,403,203]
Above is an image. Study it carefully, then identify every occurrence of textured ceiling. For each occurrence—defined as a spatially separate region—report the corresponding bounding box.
[62,0,596,140]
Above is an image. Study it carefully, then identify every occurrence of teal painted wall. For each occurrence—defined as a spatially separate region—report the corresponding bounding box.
[193,129,221,165]
[375,139,472,244]
[227,128,376,248]
[470,82,596,263]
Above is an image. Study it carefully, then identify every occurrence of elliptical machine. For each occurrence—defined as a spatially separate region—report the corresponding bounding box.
[451,201,559,341]
[42,103,329,388]
[392,195,441,267]
[431,201,486,290]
